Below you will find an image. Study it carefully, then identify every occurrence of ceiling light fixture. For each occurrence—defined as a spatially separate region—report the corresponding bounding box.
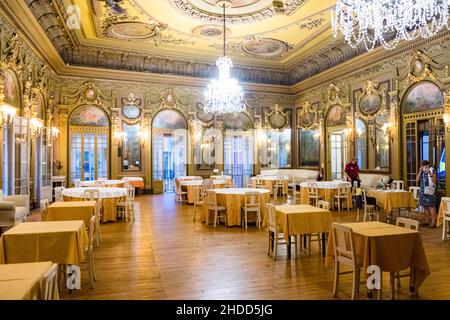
[331,0,450,51]
[203,1,246,115]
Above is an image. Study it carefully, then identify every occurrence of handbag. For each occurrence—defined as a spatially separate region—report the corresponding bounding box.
[424,186,435,196]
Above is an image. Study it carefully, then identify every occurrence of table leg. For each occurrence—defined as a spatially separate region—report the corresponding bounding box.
[322,232,326,258]
[409,267,418,296]
[287,237,291,259]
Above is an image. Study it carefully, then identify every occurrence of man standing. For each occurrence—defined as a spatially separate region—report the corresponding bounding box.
[344,157,360,187]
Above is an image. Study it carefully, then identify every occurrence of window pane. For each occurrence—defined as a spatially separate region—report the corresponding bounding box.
[298,129,319,167]
[84,133,96,181]
[97,134,108,179]
[355,118,367,169]
[70,133,82,182]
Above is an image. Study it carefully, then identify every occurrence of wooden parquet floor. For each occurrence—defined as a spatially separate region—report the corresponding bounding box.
[42,193,450,300]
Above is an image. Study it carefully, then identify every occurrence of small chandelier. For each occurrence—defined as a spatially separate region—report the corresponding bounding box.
[30,117,43,137]
[331,0,450,51]
[0,87,16,127]
[203,1,246,115]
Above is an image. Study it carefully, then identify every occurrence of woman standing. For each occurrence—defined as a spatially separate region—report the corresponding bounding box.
[416,160,437,227]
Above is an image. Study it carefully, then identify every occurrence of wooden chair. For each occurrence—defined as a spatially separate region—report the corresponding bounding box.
[193,185,204,222]
[116,187,135,222]
[307,182,323,207]
[202,179,214,195]
[292,183,301,205]
[360,188,378,222]
[409,186,420,201]
[54,186,65,202]
[83,189,102,231]
[243,176,253,188]
[266,203,297,260]
[274,178,285,197]
[242,192,261,229]
[254,177,263,189]
[74,179,81,187]
[442,199,450,241]
[333,185,350,212]
[392,180,404,190]
[40,199,49,221]
[174,179,187,204]
[86,215,97,288]
[331,223,361,300]
[318,200,330,210]
[40,263,58,300]
[205,190,226,228]
[392,217,420,299]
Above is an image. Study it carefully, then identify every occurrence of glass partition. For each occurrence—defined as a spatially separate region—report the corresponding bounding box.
[122,123,141,171]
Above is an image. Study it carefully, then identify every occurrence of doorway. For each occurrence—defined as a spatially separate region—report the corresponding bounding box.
[224,133,253,187]
[152,109,187,193]
[328,130,348,180]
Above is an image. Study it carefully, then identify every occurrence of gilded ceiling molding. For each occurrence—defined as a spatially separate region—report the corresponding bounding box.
[404,50,438,87]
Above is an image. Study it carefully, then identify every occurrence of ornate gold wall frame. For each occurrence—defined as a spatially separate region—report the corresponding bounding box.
[264,104,290,130]
[195,102,214,124]
[148,88,189,124]
[121,93,142,124]
[356,80,387,122]
[296,101,318,130]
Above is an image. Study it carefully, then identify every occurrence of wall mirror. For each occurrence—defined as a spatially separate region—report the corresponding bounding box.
[122,123,141,171]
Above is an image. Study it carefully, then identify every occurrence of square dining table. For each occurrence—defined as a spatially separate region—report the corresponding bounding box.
[0,262,58,300]
[0,221,88,266]
[45,201,97,227]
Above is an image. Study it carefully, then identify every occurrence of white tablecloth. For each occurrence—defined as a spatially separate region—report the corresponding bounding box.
[299,181,351,189]
[79,180,124,187]
[211,188,271,195]
[121,177,144,181]
[181,180,226,186]
[62,187,127,199]
[252,176,289,181]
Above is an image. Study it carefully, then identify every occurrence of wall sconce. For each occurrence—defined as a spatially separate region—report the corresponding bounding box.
[344,127,353,142]
[382,122,394,141]
[138,129,148,146]
[114,131,127,143]
[444,113,450,133]
[51,127,59,139]
[0,101,17,128]
[30,118,43,137]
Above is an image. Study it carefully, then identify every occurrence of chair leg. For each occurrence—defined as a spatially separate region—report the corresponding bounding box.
[273,233,278,260]
[214,210,218,228]
[206,209,210,226]
[378,272,383,300]
[442,220,447,241]
[351,269,358,300]
[193,205,197,222]
[267,231,272,255]
[390,272,395,300]
[333,261,339,297]
[308,234,311,256]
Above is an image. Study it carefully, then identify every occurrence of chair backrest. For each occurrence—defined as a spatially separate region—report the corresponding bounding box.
[194,185,204,204]
[74,179,81,187]
[275,178,285,187]
[202,179,214,191]
[396,217,419,231]
[337,184,350,196]
[54,186,65,202]
[361,188,367,204]
[307,182,318,194]
[392,180,404,190]
[40,263,58,300]
[317,200,330,210]
[409,186,420,200]
[83,189,100,201]
[174,179,181,192]
[254,178,263,187]
[265,203,277,231]
[127,186,135,202]
[244,192,260,209]
[88,215,96,249]
[332,223,357,267]
[205,190,217,208]
[40,199,49,221]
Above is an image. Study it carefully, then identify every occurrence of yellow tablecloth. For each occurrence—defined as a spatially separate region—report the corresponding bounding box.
[252,179,289,195]
[368,190,417,213]
[326,222,430,289]
[0,262,58,300]
[273,205,332,241]
[183,181,226,204]
[202,188,271,226]
[45,201,96,227]
[300,187,353,208]
[63,196,125,222]
[0,221,88,265]
[437,197,449,228]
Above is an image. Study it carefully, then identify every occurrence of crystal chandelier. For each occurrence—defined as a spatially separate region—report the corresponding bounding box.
[203,2,246,115]
[331,0,450,51]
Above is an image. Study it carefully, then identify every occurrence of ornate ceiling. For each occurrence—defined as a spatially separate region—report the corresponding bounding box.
[24,0,368,85]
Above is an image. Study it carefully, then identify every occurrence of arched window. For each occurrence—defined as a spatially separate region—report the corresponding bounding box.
[69,105,110,182]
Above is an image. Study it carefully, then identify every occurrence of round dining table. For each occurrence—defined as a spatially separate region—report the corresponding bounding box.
[180,179,227,204]
[202,188,271,227]
[251,176,289,195]
[62,187,127,222]
[78,180,125,188]
[121,177,144,188]
[299,181,352,207]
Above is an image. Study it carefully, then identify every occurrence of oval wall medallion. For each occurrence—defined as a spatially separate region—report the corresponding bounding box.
[106,21,161,40]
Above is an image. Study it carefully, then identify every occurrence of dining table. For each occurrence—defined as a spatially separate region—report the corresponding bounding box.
[251,176,289,195]
[181,179,227,204]
[78,180,125,188]
[62,187,127,222]
[0,221,88,266]
[299,181,352,208]
[44,201,97,227]
[202,188,271,227]
[326,221,430,293]
[121,177,145,189]
[367,189,417,222]
[0,262,58,300]
[272,204,332,258]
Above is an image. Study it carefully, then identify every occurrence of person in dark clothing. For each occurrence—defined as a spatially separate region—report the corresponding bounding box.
[317,164,325,181]
[344,157,361,187]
